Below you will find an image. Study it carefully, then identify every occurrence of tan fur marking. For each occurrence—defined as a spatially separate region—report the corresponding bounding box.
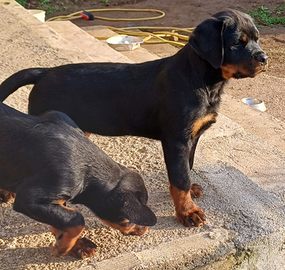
[169,184,206,227]
[100,219,148,236]
[57,200,66,205]
[221,64,253,79]
[55,201,77,212]
[169,185,194,214]
[84,132,91,138]
[0,189,16,203]
[242,35,247,42]
[192,113,217,138]
[69,238,97,259]
[221,60,267,80]
[51,225,84,256]
[190,183,203,198]
[221,64,239,79]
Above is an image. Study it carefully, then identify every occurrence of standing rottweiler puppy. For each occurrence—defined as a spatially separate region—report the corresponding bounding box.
[0,102,156,258]
[0,9,267,227]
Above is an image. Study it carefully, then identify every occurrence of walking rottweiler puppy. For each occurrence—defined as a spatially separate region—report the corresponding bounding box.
[0,9,268,227]
[0,102,157,258]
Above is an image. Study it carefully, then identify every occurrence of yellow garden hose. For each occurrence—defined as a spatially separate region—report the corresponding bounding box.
[47,8,165,22]
[106,26,193,47]
[47,9,194,47]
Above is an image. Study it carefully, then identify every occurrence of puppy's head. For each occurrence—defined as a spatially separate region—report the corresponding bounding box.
[100,171,157,236]
[189,9,268,79]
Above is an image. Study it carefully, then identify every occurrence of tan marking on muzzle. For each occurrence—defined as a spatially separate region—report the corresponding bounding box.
[100,219,148,236]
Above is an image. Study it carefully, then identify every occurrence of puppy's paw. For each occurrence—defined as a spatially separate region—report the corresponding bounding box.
[170,185,206,227]
[68,238,97,259]
[176,204,206,227]
[190,183,203,198]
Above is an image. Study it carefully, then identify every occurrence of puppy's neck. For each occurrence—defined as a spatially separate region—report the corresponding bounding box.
[177,43,226,87]
[173,43,227,110]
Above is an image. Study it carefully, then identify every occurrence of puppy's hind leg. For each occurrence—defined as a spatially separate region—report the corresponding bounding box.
[188,136,200,170]
[13,188,97,259]
[188,137,204,199]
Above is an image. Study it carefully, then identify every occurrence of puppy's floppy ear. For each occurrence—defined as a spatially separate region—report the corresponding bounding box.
[123,199,157,226]
[189,18,225,69]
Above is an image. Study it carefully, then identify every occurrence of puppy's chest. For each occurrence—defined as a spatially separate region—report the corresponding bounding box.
[189,86,223,139]
[191,111,218,139]
[205,84,224,110]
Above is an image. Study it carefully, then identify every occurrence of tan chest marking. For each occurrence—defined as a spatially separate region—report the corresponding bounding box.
[192,113,218,138]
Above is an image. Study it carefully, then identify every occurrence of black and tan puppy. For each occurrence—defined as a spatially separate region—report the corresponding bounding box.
[0,101,156,258]
[0,10,267,227]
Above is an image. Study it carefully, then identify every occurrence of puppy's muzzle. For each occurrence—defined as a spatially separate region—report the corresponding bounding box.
[254,51,268,69]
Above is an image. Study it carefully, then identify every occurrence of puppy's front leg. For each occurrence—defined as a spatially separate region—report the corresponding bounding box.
[162,139,206,227]
[51,223,97,259]
[13,191,97,258]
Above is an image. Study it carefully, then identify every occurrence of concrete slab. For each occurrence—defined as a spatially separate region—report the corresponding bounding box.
[47,21,133,63]
[0,1,285,269]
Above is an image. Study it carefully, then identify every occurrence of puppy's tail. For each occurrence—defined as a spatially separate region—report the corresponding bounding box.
[0,68,48,102]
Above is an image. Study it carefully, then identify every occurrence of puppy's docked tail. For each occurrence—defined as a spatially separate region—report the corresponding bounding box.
[0,68,48,101]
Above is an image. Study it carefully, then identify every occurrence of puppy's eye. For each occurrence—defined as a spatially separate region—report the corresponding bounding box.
[232,40,246,49]
[233,41,240,46]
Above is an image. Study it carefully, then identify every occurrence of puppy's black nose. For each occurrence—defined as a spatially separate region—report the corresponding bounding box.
[254,52,268,65]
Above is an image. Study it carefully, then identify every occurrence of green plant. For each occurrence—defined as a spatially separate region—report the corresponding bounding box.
[15,0,27,6]
[101,0,109,4]
[36,0,60,15]
[249,5,285,26]
[16,0,60,15]
[42,5,60,15]
[249,6,271,25]
[275,5,285,15]
[40,0,51,4]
